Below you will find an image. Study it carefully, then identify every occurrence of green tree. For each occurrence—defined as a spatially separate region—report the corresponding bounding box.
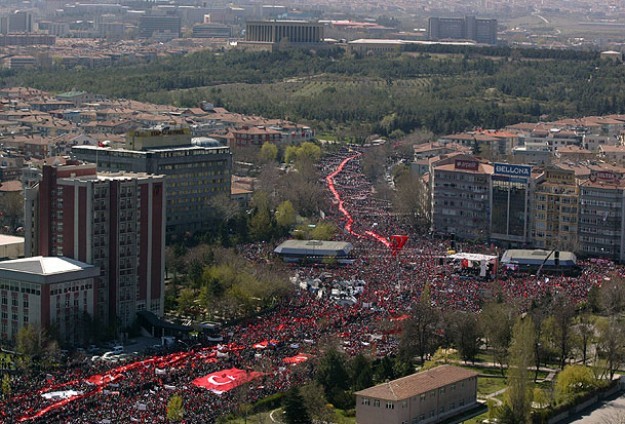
[316,348,350,407]
[275,200,297,230]
[283,386,313,424]
[299,382,334,422]
[295,142,322,164]
[448,311,482,364]
[177,288,197,316]
[502,316,535,424]
[399,284,440,364]
[481,301,515,376]
[284,145,299,164]
[1,374,11,399]
[167,393,185,422]
[555,365,599,400]
[259,142,278,163]
[393,165,429,230]
[309,221,337,240]
[350,354,373,391]
[596,316,625,379]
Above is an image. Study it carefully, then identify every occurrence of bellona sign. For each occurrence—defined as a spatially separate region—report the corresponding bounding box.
[494,163,532,178]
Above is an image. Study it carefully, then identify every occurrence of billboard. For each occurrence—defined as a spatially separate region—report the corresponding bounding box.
[455,159,479,171]
[494,163,532,178]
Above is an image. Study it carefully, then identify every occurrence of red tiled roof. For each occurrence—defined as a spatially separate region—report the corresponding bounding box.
[355,365,478,401]
[0,180,22,192]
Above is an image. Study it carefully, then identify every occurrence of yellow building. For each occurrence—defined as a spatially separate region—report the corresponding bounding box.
[532,163,588,251]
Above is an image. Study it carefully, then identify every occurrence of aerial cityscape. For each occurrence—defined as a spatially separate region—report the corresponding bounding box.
[2,0,625,423]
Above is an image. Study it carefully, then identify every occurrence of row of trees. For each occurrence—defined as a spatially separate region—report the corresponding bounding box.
[10,46,625,140]
[392,276,625,423]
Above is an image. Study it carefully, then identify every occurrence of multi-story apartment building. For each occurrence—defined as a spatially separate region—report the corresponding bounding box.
[355,365,478,424]
[530,163,586,251]
[24,163,165,329]
[0,256,98,344]
[72,125,232,239]
[579,174,625,261]
[431,157,493,241]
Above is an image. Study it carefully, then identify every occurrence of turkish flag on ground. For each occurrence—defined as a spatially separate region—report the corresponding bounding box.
[192,368,263,395]
[282,353,311,364]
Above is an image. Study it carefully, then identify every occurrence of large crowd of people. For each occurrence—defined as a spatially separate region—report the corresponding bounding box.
[0,146,610,422]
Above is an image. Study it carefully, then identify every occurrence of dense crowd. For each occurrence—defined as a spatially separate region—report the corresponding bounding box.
[0,147,608,423]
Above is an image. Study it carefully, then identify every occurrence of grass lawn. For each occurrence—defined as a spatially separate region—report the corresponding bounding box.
[477,376,507,397]
[464,411,490,424]
[226,410,275,423]
[226,407,356,424]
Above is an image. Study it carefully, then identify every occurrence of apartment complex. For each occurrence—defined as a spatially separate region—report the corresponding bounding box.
[0,256,98,344]
[355,365,478,424]
[72,125,232,239]
[25,163,165,329]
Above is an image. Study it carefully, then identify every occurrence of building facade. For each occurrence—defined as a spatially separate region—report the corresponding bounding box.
[578,175,625,261]
[531,164,584,252]
[431,158,493,241]
[428,16,497,45]
[0,256,98,344]
[490,163,532,246]
[245,20,324,44]
[355,365,478,424]
[138,14,182,39]
[25,164,165,329]
[72,125,232,238]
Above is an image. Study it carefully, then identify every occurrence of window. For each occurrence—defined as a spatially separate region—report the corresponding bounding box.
[362,398,370,406]
[373,400,380,407]
[401,401,407,408]
[420,393,426,401]
[385,402,395,409]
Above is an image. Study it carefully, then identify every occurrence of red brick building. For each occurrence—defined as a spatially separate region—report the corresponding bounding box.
[25,163,165,329]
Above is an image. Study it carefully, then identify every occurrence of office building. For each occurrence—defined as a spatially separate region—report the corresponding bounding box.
[25,163,165,329]
[490,163,533,246]
[8,11,33,33]
[428,16,497,45]
[138,14,182,39]
[72,125,232,238]
[0,256,98,344]
[355,365,478,424]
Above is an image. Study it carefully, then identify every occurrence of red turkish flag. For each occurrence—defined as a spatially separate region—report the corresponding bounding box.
[282,353,311,364]
[192,368,263,395]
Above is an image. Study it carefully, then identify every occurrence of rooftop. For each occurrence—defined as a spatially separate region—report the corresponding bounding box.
[355,365,478,401]
[0,256,94,276]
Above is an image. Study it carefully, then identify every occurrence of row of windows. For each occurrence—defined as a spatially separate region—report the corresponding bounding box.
[50,284,93,296]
